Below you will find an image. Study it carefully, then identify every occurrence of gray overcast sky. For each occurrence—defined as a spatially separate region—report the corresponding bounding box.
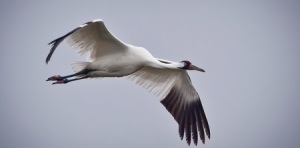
[1,0,300,148]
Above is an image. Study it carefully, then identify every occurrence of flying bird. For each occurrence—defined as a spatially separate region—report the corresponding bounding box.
[46,19,210,145]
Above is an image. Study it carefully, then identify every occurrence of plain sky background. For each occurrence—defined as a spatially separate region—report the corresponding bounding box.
[1,0,300,148]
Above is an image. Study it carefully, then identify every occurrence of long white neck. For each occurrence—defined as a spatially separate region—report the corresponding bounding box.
[146,58,184,69]
[130,46,184,70]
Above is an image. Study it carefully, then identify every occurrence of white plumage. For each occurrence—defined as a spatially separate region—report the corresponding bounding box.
[46,19,210,145]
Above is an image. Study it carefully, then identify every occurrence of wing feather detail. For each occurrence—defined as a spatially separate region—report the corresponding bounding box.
[127,67,210,145]
[46,19,128,64]
[127,67,179,99]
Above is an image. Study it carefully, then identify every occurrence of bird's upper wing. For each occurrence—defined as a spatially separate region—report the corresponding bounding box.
[127,67,210,145]
[46,19,128,63]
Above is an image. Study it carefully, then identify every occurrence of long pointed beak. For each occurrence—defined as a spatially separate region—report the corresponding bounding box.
[191,65,205,72]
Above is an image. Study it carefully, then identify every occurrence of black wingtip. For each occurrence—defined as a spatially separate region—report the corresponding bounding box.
[45,41,57,64]
[48,40,56,45]
[161,96,210,146]
[45,57,50,64]
[45,25,82,64]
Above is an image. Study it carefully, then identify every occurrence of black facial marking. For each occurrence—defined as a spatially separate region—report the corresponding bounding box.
[181,60,191,69]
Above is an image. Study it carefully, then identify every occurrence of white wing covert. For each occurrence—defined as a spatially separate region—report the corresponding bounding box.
[46,19,128,63]
[127,67,179,98]
[128,67,210,145]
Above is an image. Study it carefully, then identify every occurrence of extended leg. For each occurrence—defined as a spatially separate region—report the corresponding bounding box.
[46,69,91,81]
[52,76,90,85]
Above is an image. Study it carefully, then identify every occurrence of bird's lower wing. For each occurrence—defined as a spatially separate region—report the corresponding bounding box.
[127,67,210,145]
[46,19,128,63]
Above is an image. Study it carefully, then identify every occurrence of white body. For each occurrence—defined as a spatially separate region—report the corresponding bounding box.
[85,45,177,77]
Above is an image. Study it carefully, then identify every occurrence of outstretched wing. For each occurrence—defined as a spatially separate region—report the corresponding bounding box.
[127,67,210,145]
[46,19,128,64]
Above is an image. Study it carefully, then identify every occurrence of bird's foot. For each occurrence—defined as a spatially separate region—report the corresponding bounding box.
[46,75,63,81]
[52,78,69,85]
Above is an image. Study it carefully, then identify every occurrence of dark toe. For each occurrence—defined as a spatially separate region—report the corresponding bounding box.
[47,75,62,81]
[52,78,68,85]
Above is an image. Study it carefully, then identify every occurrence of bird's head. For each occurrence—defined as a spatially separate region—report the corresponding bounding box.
[180,60,205,72]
